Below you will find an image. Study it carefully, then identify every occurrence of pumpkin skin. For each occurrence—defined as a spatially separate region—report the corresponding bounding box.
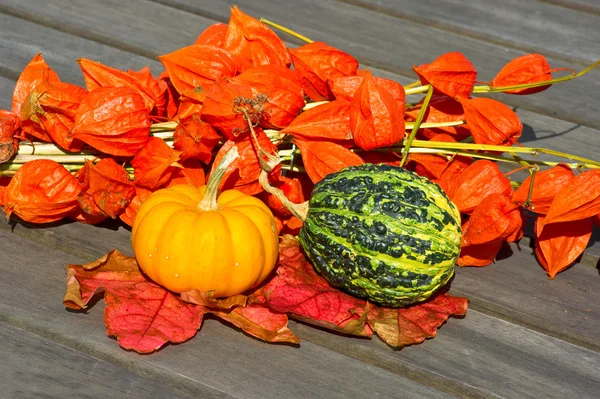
[132,184,279,297]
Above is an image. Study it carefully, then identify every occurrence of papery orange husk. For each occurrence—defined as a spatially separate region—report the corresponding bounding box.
[350,70,405,151]
[159,44,238,101]
[70,87,151,156]
[456,97,522,146]
[407,154,451,182]
[451,160,513,214]
[463,194,522,245]
[77,158,136,219]
[437,156,473,196]
[200,81,260,140]
[177,96,204,121]
[132,137,183,190]
[12,53,60,117]
[212,131,281,195]
[229,65,305,129]
[223,6,291,72]
[3,159,81,223]
[173,114,221,163]
[195,22,228,47]
[457,239,505,267]
[165,159,206,188]
[535,216,593,279]
[513,164,574,214]
[359,149,401,166]
[541,169,600,230]
[413,52,477,98]
[261,175,306,218]
[329,72,406,109]
[0,110,20,163]
[289,42,359,101]
[21,81,87,152]
[157,73,180,120]
[281,99,352,144]
[78,59,161,112]
[119,194,142,227]
[405,95,465,137]
[294,139,365,183]
[492,54,553,95]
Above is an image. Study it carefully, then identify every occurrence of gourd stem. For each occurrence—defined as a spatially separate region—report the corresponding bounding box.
[258,170,309,221]
[197,147,239,211]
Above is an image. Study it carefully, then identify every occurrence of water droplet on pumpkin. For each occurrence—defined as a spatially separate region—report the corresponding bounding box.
[148,253,152,258]
[175,273,179,278]
[165,256,169,260]
[154,248,158,252]
[235,262,239,267]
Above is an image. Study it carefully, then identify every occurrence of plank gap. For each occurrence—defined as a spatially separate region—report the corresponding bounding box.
[536,0,600,16]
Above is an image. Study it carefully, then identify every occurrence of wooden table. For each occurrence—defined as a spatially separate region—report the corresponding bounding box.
[1,1,600,397]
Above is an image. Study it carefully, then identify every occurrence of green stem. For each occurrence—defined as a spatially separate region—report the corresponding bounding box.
[197,146,239,211]
[260,18,314,43]
[400,84,433,167]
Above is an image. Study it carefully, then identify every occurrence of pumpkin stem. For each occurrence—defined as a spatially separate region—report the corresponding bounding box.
[197,146,239,211]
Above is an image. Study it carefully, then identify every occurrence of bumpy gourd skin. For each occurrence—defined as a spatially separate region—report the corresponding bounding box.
[132,185,279,297]
[299,164,462,307]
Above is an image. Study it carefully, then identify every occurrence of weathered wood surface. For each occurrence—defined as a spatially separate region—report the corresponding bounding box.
[1,0,600,398]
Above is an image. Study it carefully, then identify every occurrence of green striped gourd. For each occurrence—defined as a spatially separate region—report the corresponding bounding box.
[298,163,462,307]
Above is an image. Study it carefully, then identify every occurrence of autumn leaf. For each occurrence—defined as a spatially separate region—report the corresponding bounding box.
[413,52,477,98]
[541,169,600,229]
[512,164,574,214]
[289,42,358,101]
[223,6,291,72]
[492,54,554,95]
[173,115,221,163]
[350,70,405,150]
[451,160,513,214]
[3,160,81,223]
[281,99,352,144]
[456,97,522,146]
[12,53,60,118]
[70,87,151,156]
[76,158,136,219]
[132,136,183,190]
[294,139,365,183]
[0,110,20,163]
[535,217,593,279]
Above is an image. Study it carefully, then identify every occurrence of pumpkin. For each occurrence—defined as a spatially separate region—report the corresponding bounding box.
[132,147,279,297]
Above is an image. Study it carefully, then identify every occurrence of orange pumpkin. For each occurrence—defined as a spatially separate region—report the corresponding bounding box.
[131,148,279,297]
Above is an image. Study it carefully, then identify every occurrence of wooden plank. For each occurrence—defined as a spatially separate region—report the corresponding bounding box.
[0,76,14,110]
[0,13,163,88]
[346,0,599,65]
[0,227,452,398]
[152,0,600,129]
[0,321,198,399]
[539,0,600,14]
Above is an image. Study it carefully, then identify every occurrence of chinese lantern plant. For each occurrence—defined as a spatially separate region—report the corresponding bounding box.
[132,146,280,297]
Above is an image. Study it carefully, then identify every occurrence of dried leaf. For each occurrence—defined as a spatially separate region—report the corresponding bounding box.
[350,70,405,150]
[492,54,553,95]
[451,160,513,214]
[294,139,365,183]
[281,99,352,143]
[132,136,183,190]
[3,160,81,223]
[457,97,522,145]
[12,53,60,117]
[512,164,574,214]
[70,87,151,156]
[535,217,592,279]
[223,6,291,72]
[413,52,477,98]
[180,290,247,309]
[173,115,221,163]
[289,42,358,101]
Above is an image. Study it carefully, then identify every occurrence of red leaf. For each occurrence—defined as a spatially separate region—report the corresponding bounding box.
[289,42,358,101]
[64,250,205,354]
[255,236,371,336]
[12,53,60,117]
[281,99,352,143]
[294,139,365,183]
[457,97,522,146]
[213,304,300,344]
[413,52,477,98]
[535,217,593,279]
[132,137,183,190]
[3,160,81,223]
[223,6,291,72]
[512,164,574,214]
[542,169,600,229]
[173,115,221,163]
[463,194,522,245]
[194,23,228,47]
[492,54,553,95]
[451,160,513,214]
[350,70,405,150]
[70,87,151,156]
